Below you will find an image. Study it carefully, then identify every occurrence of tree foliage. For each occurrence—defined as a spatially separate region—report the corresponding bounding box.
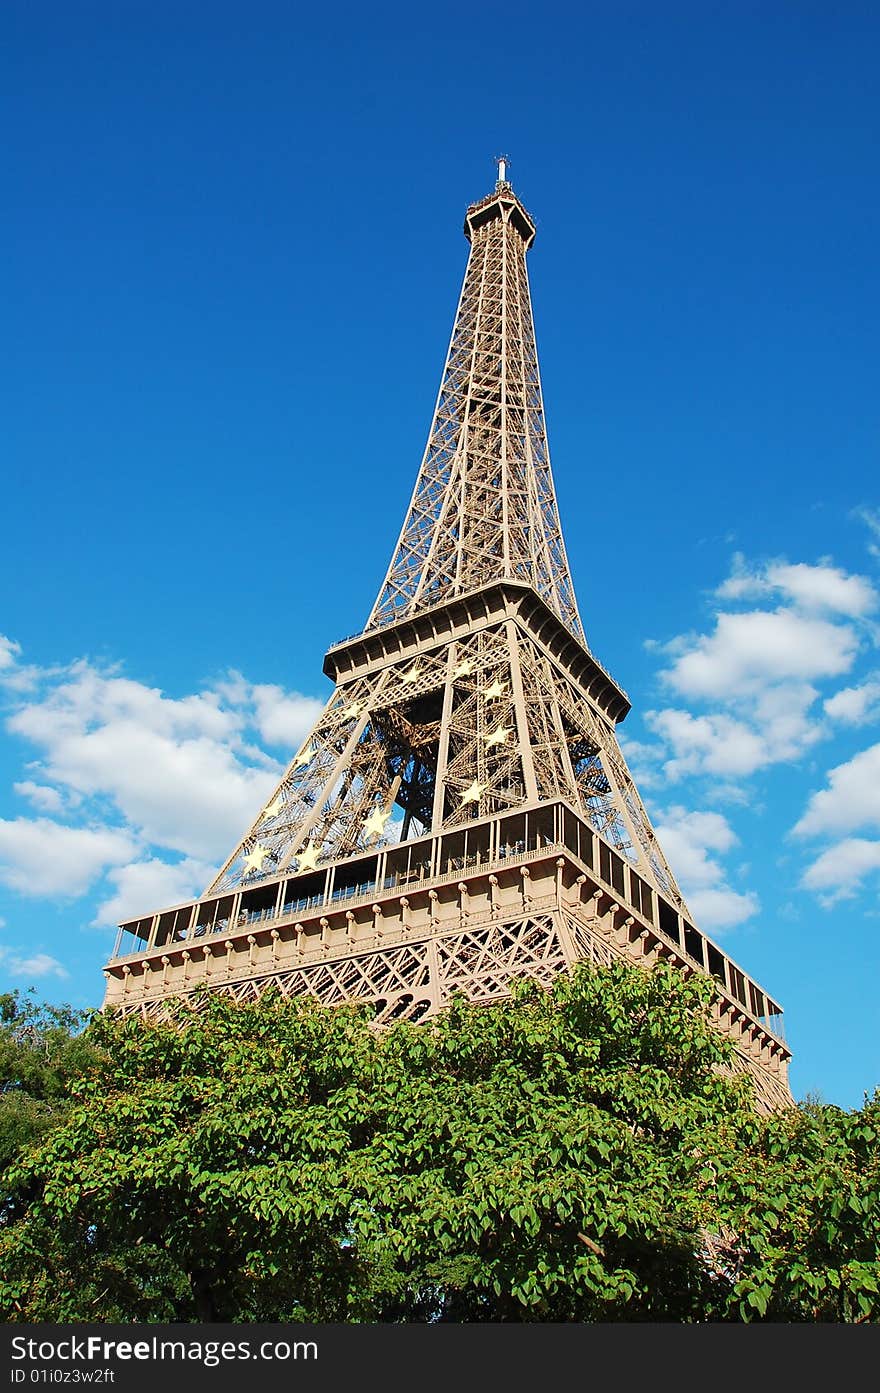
[0,963,876,1322]
[0,989,100,1170]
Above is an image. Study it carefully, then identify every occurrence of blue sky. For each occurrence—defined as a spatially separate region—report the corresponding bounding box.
[2,2,878,1107]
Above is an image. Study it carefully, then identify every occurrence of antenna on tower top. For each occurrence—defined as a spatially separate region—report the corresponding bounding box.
[495,153,510,186]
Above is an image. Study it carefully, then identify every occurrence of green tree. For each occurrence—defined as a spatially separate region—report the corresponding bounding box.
[716,1093,880,1320]
[0,963,876,1322]
[0,989,99,1172]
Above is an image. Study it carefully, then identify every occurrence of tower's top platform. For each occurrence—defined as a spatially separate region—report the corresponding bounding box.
[464,182,537,248]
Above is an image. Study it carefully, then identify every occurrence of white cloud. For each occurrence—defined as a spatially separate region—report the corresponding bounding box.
[824,677,880,727]
[854,507,880,561]
[0,634,52,694]
[617,736,660,762]
[703,783,753,806]
[30,718,276,861]
[0,948,69,980]
[770,563,877,616]
[0,635,22,671]
[686,886,760,931]
[800,837,880,905]
[616,733,663,789]
[645,687,823,780]
[718,557,877,617]
[6,663,286,862]
[13,780,67,814]
[654,807,736,884]
[9,664,239,745]
[0,818,138,897]
[641,558,872,787]
[653,805,758,933]
[0,639,330,925]
[93,856,215,928]
[250,684,325,748]
[661,609,859,700]
[752,682,825,760]
[646,710,765,778]
[794,743,880,839]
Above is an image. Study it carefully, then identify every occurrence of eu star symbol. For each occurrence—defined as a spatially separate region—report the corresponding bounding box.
[363,806,392,839]
[343,700,363,719]
[485,724,511,748]
[261,793,284,822]
[453,658,473,678]
[294,744,314,769]
[296,842,320,872]
[460,780,485,805]
[243,842,270,873]
[403,664,421,684]
[484,679,506,701]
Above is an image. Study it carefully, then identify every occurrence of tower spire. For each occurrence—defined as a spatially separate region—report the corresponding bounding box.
[367,171,585,645]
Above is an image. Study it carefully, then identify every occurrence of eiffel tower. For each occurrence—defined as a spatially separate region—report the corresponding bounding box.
[103,161,792,1111]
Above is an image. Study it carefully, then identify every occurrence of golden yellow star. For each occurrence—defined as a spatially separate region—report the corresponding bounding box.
[261,793,284,822]
[402,664,421,684]
[293,743,314,769]
[343,700,362,719]
[460,780,485,805]
[484,679,506,701]
[295,842,320,872]
[485,724,512,748]
[453,658,473,678]
[363,805,392,839]
[243,842,269,873]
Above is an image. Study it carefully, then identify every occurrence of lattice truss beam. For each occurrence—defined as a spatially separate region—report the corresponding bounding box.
[117,914,581,1026]
[208,617,685,910]
[367,188,584,642]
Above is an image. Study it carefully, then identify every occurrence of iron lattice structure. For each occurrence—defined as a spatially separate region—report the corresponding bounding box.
[368,185,582,640]
[104,169,792,1113]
